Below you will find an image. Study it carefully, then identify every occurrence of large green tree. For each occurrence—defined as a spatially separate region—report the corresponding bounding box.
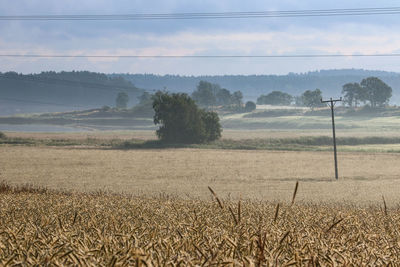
[342,83,363,108]
[153,91,221,144]
[360,77,392,107]
[301,89,324,110]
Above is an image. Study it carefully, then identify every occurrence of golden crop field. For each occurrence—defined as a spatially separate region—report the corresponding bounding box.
[1,183,399,266]
[1,145,400,204]
[2,133,400,265]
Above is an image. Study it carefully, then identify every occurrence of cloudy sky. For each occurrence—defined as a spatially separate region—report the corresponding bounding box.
[1,0,400,75]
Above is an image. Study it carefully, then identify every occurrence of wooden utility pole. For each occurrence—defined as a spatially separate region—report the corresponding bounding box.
[321,97,342,180]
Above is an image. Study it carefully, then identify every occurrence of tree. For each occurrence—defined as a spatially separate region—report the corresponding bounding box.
[152,91,221,143]
[192,81,216,107]
[216,88,232,106]
[116,92,129,109]
[360,77,392,107]
[301,89,324,110]
[244,101,256,112]
[138,91,152,104]
[257,91,293,105]
[342,83,363,108]
[191,80,244,110]
[232,91,243,107]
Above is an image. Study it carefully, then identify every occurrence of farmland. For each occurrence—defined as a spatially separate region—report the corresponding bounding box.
[2,127,400,265]
[1,181,400,265]
[1,144,400,204]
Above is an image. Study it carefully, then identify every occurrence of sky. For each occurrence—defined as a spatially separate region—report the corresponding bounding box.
[1,0,400,75]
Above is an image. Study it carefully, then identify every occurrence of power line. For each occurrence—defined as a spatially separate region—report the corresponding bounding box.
[1,53,400,58]
[1,7,400,20]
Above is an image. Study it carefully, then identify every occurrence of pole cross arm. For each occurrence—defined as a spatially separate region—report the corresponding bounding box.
[321,97,342,104]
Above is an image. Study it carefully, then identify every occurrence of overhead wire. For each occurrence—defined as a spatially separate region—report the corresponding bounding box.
[1,7,400,20]
[1,53,400,58]
[0,7,399,59]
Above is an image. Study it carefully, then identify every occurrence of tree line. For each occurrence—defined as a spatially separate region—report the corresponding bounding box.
[116,69,400,98]
[191,81,256,112]
[256,77,392,109]
[116,76,393,112]
[125,80,256,114]
[341,77,392,108]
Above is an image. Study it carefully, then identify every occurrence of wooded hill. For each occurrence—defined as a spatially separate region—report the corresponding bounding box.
[2,69,400,116]
[0,71,142,115]
[116,69,400,103]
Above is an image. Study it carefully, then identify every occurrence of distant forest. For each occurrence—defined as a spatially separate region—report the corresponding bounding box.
[0,71,142,115]
[1,69,400,116]
[115,69,400,103]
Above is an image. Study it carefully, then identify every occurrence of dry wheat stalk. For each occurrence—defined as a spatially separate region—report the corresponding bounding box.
[0,182,399,266]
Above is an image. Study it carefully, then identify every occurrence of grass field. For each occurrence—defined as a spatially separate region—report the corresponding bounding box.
[221,112,400,133]
[5,106,400,134]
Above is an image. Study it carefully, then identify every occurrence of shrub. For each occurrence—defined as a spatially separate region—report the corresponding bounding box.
[244,101,256,112]
[257,91,293,105]
[101,105,111,111]
[0,131,6,139]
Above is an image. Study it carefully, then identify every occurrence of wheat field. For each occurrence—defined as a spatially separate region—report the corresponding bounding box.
[1,145,400,204]
[2,140,400,265]
[0,183,399,266]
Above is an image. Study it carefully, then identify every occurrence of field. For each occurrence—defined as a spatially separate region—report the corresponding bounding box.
[1,184,399,266]
[2,126,400,265]
[222,112,400,133]
[1,145,400,204]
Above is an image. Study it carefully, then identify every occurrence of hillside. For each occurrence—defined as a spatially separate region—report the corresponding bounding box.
[0,71,142,116]
[115,69,400,103]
